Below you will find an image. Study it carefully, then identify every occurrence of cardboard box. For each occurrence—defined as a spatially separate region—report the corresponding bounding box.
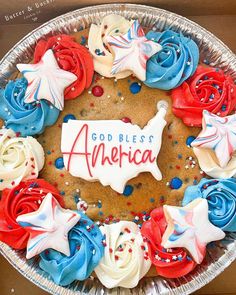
[0,1,235,294]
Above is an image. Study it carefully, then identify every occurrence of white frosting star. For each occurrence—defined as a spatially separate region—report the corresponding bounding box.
[16,193,80,259]
[191,111,236,168]
[107,20,162,81]
[17,49,77,110]
[161,198,225,264]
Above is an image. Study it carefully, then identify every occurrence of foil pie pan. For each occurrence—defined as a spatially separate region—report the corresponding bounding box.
[0,3,236,295]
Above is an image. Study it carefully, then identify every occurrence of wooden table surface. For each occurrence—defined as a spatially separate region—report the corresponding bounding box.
[0,13,236,295]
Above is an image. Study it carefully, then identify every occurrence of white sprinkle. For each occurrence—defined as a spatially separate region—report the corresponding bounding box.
[167,51,171,55]
[101,76,105,79]
[65,181,69,186]
[189,156,193,160]
[38,200,41,205]
[31,126,35,129]
[166,182,170,186]
[57,37,61,41]
[217,188,222,192]
[178,254,182,258]
[120,96,125,101]
[185,165,189,169]
[172,255,177,260]
[187,61,191,65]
[176,49,180,53]
[231,88,234,93]
[191,164,195,168]
[71,87,75,91]
[50,105,54,109]
[200,170,204,174]
[14,93,18,97]
[92,249,96,255]
[217,112,221,115]
[171,36,174,39]
[76,188,80,193]
[4,108,8,112]
[73,28,78,32]
[107,95,111,98]
[134,216,139,221]
[151,38,155,41]
[114,78,117,83]
[10,289,15,293]
[152,26,157,31]
[165,259,170,263]
[155,254,161,261]
[40,189,43,194]
[88,90,92,94]
[7,112,11,116]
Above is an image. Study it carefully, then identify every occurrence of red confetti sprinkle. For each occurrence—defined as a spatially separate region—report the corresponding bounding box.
[168,135,172,139]
[176,165,181,170]
[121,117,132,123]
[128,248,132,253]
[48,161,52,165]
[115,255,119,260]
[109,248,113,253]
[92,85,104,97]
[90,102,94,107]
[60,173,64,177]
[124,228,131,233]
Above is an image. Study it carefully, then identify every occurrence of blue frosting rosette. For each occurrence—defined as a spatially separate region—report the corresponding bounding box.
[39,212,104,286]
[183,178,236,232]
[0,78,60,137]
[144,30,199,90]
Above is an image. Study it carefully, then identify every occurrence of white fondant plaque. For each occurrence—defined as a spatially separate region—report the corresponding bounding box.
[61,101,168,193]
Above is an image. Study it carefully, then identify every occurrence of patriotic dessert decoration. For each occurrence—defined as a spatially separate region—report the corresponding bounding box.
[17,49,77,110]
[0,12,235,290]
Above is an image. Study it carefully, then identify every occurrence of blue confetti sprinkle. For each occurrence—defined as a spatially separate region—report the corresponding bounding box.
[186,136,196,147]
[178,154,182,159]
[63,114,76,123]
[55,157,64,169]
[193,179,198,185]
[170,177,183,189]
[129,82,141,94]
[47,151,51,155]
[97,201,102,208]
[123,185,134,196]
[80,36,86,45]
[150,198,155,203]
[74,194,80,203]
[98,211,103,216]
[60,191,65,196]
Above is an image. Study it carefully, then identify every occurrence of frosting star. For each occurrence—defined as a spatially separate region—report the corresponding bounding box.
[191,111,236,168]
[16,193,80,259]
[107,20,162,81]
[17,49,77,111]
[161,198,225,264]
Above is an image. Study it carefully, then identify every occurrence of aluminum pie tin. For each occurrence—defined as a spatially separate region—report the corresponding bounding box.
[0,3,236,295]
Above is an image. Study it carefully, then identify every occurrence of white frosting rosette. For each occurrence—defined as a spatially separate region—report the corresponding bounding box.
[0,128,45,190]
[88,14,133,79]
[193,147,236,179]
[95,221,151,288]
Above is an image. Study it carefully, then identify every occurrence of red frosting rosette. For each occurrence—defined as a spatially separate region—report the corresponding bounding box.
[34,34,94,100]
[0,179,63,250]
[141,207,196,278]
[171,65,236,127]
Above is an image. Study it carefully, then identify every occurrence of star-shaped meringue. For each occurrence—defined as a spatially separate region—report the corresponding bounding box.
[191,110,236,168]
[16,193,80,259]
[161,198,225,264]
[17,49,77,111]
[107,20,162,81]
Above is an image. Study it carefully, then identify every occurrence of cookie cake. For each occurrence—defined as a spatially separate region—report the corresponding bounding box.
[0,12,235,290]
